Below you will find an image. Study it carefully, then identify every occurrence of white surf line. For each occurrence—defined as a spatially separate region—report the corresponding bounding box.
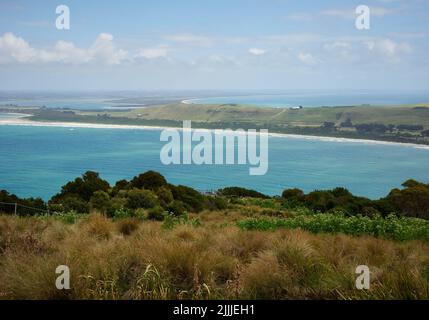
[1,115,429,150]
[181,99,195,104]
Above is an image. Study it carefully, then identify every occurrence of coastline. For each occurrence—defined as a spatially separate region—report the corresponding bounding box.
[1,114,429,150]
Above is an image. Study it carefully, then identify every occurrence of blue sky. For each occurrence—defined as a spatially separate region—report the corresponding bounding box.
[0,0,428,91]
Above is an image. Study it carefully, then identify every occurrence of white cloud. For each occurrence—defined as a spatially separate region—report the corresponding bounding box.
[164,34,213,46]
[88,33,128,65]
[248,48,266,56]
[0,33,37,63]
[322,6,393,19]
[0,32,129,65]
[135,45,169,59]
[322,37,412,64]
[323,41,357,62]
[365,38,411,60]
[297,52,318,65]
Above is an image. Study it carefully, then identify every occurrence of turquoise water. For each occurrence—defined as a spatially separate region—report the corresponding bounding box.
[0,97,117,110]
[1,124,429,201]
[192,92,429,108]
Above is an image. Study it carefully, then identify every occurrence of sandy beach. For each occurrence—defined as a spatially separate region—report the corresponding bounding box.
[1,113,429,150]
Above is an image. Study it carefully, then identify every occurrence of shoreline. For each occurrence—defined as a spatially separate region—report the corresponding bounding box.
[1,115,429,150]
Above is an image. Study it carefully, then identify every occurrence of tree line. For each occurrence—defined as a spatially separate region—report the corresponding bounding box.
[1,171,429,220]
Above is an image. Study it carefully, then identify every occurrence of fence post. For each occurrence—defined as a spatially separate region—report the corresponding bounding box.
[14,203,17,215]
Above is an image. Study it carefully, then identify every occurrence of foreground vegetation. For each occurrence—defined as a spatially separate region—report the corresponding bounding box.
[2,171,429,220]
[1,171,429,299]
[238,214,429,242]
[1,213,429,300]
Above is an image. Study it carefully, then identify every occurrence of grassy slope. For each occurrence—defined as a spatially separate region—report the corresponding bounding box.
[0,211,428,300]
[6,102,429,144]
[80,103,429,127]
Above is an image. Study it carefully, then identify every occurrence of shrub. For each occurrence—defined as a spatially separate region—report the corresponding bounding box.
[166,200,186,216]
[130,171,167,190]
[162,213,201,230]
[48,203,64,214]
[205,196,228,211]
[134,208,146,220]
[126,189,159,210]
[147,206,165,221]
[111,179,129,195]
[156,187,174,207]
[281,188,304,200]
[218,187,270,199]
[89,191,110,214]
[385,181,429,219]
[112,208,134,220]
[237,214,429,242]
[59,195,89,213]
[304,191,336,212]
[170,185,205,212]
[51,171,110,202]
[107,196,128,217]
[52,211,81,224]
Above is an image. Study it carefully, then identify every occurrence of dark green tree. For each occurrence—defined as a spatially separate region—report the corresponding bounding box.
[129,171,167,190]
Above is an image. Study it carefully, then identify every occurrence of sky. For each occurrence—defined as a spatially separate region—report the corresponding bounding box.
[0,0,428,91]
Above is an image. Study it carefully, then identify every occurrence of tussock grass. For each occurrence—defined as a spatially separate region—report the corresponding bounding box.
[0,213,428,300]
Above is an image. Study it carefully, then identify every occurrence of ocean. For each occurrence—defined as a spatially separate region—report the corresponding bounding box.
[1,121,429,201]
[2,91,429,110]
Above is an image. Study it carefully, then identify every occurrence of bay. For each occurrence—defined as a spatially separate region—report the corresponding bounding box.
[1,123,429,201]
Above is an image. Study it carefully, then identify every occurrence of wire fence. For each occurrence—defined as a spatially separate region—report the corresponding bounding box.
[0,201,51,216]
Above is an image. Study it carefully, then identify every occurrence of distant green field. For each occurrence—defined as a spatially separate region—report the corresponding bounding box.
[78,103,429,128]
[3,102,429,145]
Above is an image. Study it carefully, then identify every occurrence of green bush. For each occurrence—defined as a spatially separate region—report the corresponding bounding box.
[281,188,304,200]
[50,211,81,224]
[170,185,204,212]
[237,214,429,242]
[107,196,128,217]
[51,171,110,202]
[156,187,174,207]
[130,171,167,190]
[166,200,186,216]
[162,213,201,230]
[218,187,269,199]
[205,196,228,211]
[385,181,429,219]
[147,206,166,221]
[59,195,89,213]
[89,190,110,213]
[126,189,159,210]
[112,208,134,220]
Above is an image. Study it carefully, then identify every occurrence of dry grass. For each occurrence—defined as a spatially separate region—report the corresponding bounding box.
[0,213,428,300]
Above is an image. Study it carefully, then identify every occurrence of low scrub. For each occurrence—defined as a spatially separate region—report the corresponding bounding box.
[0,214,428,300]
[237,214,429,242]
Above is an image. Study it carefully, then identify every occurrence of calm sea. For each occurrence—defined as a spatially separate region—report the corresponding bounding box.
[1,122,429,200]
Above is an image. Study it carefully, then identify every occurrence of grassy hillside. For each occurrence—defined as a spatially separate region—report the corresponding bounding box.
[1,171,429,300]
[79,103,429,128]
[14,102,428,145]
[1,211,428,300]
